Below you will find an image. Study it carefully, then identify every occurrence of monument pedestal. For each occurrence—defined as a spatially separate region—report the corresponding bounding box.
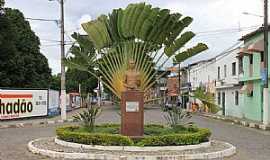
[121,90,144,137]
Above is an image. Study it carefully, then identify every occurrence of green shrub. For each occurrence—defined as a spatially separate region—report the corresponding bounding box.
[96,123,120,128]
[162,106,193,129]
[137,128,211,146]
[144,124,165,128]
[73,106,102,132]
[56,124,211,146]
[144,125,170,135]
[56,126,132,146]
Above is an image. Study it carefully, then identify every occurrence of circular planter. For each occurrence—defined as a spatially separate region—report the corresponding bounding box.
[28,137,236,160]
[54,137,211,152]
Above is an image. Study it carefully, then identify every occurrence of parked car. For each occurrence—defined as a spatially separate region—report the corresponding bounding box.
[164,101,181,110]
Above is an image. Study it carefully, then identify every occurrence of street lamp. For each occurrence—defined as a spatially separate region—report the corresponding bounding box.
[242,12,263,18]
[49,0,66,120]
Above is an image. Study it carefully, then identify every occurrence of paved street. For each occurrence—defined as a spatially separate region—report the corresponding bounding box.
[0,107,270,160]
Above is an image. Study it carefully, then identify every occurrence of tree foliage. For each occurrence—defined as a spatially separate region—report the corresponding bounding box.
[49,74,61,91]
[0,0,4,9]
[0,8,51,88]
[50,70,98,95]
[67,3,208,98]
[62,32,98,94]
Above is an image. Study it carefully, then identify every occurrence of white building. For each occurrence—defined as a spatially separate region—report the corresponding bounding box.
[188,59,216,91]
[214,48,242,117]
[183,47,242,118]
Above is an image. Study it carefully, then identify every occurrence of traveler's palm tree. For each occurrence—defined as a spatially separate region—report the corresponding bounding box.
[66,3,208,99]
[66,32,96,73]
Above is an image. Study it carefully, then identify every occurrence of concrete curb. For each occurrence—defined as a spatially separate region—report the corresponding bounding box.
[54,137,211,152]
[199,113,270,131]
[28,138,236,160]
[0,118,76,129]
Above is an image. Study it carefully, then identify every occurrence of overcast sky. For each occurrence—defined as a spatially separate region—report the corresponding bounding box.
[6,0,264,74]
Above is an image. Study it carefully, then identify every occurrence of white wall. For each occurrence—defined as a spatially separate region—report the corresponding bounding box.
[186,48,243,118]
[215,87,243,118]
[189,59,216,90]
[215,48,240,86]
[214,48,243,118]
[188,48,240,89]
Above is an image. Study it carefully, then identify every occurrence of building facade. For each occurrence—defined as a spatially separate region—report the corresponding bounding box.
[238,27,270,122]
[215,48,242,117]
[181,48,242,118]
[178,26,270,123]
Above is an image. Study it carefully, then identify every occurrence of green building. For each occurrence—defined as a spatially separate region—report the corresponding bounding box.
[239,26,270,122]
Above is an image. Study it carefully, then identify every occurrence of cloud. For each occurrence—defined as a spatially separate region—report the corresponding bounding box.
[5,0,264,74]
[77,14,92,34]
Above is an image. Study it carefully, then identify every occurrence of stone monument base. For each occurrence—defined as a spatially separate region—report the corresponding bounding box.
[120,90,144,137]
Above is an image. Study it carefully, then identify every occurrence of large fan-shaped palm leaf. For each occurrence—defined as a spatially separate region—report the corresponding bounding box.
[68,3,208,99]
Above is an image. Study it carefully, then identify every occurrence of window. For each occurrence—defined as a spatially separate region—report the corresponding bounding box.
[218,67,220,80]
[224,65,227,78]
[249,55,253,64]
[232,62,236,76]
[235,91,239,105]
[217,92,221,105]
[261,52,264,62]
[239,57,243,74]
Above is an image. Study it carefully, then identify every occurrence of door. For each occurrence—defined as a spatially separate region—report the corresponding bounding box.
[222,92,225,116]
[261,85,263,122]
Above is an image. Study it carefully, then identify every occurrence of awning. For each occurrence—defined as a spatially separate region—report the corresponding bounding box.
[248,39,264,52]
[237,47,251,57]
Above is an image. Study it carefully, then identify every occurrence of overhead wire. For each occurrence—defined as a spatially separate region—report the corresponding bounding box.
[195,25,260,34]
[186,40,243,73]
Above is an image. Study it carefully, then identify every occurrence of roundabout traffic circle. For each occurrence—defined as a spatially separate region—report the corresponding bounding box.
[28,137,236,160]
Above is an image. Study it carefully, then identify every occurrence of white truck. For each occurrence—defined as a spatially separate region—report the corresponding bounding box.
[0,89,60,120]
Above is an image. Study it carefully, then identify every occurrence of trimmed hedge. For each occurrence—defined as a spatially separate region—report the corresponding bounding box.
[56,124,211,146]
[56,126,133,146]
[138,128,211,146]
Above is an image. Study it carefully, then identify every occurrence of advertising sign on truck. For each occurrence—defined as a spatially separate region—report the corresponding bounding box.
[0,90,48,120]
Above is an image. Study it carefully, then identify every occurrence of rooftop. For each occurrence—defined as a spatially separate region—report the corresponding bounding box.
[239,25,270,41]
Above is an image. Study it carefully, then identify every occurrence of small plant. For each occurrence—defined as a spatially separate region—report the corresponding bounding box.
[73,106,101,132]
[162,104,192,130]
[192,87,220,113]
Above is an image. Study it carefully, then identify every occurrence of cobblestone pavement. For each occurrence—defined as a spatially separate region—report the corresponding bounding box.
[0,107,270,160]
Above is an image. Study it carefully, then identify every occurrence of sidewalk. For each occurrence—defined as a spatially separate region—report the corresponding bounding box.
[0,108,85,129]
[198,112,270,131]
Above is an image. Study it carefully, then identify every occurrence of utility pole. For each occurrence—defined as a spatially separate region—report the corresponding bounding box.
[178,63,181,107]
[98,76,101,107]
[79,83,82,107]
[48,0,66,120]
[59,0,66,120]
[263,0,269,125]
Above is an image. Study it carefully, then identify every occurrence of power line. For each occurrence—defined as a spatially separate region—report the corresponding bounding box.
[195,25,260,35]
[40,39,73,43]
[195,26,259,38]
[186,41,243,73]
[41,42,73,47]
[26,17,59,23]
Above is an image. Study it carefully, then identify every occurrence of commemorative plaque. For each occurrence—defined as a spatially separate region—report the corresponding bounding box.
[126,101,139,112]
